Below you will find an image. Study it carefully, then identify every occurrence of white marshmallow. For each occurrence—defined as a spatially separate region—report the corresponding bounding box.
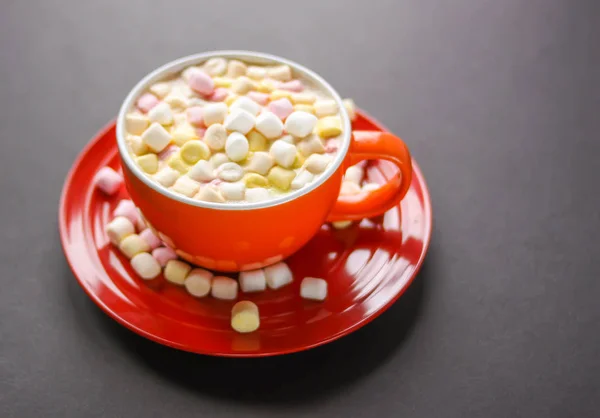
[314,99,339,118]
[203,57,227,76]
[340,181,361,195]
[171,175,201,197]
[217,162,244,182]
[225,132,250,162]
[230,96,261,116]
[195,186,226,203]
[297,135,325,156]
[153,167,180,187]
[264,262,293,290]
[267,65,292,81]
[164,93,189,109]
[300,277,328,301]
[245,187,270,203]
[184,268,213,297]
[106,216,135,245]
[130,252,161,280]
[279,134,295,144]
[125,113,149,135]
[148,102,173,125]
[127,135,149,156]
[239,269,267,293]
[269,140,297,168]
[255,111,284,139]
[291,169,314,190]
[210,152,229,168]
[94,167,123,195]
[188,160,215,182]
[247,66,267,80]
[304,154,332,174]
[119,234,151,259]
[164,259,192,285]
[345,165,364,185]
[244,152,274,176]
[203,123,228,151]
[219,182,245,200]
[149,82,171,98]
[284,111,317,138]
[203,103,228,126]
[231,301,260,333]
[141,122,172,153]
[211,276,239,300]
[224,109,256,134]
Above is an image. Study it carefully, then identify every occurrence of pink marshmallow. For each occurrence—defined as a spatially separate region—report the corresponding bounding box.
[94,167,123,196]
[209,88,229,102]
[247,91,269,105]
[113,199,139,225]
[139,229,162,250]
[187,106,204,126]
[158,145,180,161]
[278,80,304,92]
[195,128,207,138]
[137,93,159,113]
[152,246,178,267]
[268,98,293,120]
[188,70,215,95]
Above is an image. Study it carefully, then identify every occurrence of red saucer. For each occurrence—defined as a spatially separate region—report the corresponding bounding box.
[59,110,432,357]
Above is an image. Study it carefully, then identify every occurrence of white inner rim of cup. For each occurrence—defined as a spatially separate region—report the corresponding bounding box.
[116,50,352,211]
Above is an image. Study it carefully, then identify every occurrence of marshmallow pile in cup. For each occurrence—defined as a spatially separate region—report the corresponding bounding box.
[123,57,357,204]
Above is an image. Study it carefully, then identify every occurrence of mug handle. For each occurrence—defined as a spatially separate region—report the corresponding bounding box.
[326,131,413,222]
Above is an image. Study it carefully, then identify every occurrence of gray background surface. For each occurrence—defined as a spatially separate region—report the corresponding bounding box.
[1,0,599,417]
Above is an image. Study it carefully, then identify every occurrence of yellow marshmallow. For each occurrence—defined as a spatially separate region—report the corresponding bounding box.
[171,124,198,147]
[244,173,269,188]
[231,301,260,334]
[230,76,257,95]
[291,93,317,105]
[292,152,305,169]
[128,135,149,156]
[119,234,151,259]
[167,153,191,174]
[294,104,315,114]
[316,116,342,138]
[256,80,277,93]
[164,260,192,285]
[213,77,233,88]
[136,154,158,174]
[270,90,293,101]
[246,130,268,152]
[180,140,210,164]
[267,167,296,191]
[225,94,239,106]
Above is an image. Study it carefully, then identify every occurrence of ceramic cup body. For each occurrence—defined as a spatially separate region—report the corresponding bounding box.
[117,51,412,272]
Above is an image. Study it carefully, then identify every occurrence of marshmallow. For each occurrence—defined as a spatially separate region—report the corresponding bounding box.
[304,154,332,174]
[225,132,250,162]
[153,167,180,187]
[125,113,150,135]
[247,66,267,80]
[264,262,293,289]
[246,130,268,152]
[180,140,210,164]
[171,124,198,147]
[136,154,158,174]
[136,93,159,113]
[255,111,284,139]
[291,93,317,105]
[344,165,364,185]
[186,106,204,126]
[203,102,228,126]
[362,182,380,192]
[203,57,227,76]
[269,140,297,168]
[243,173,269,188]
[267,65,292,81]
[284,111,318,138]
[316,116,342,138]
[230,96,261,116]
[244,152,274,175]
[171,175,201,197]
[148,102,173,125]
[268,98,294,120]
[231,76,256,95]
[245,187,270,202]
[226,60,247,78]
[213,77,233,88]
[297,135,325,156]
[128,135,149,156]
[300,277,327,301]
[210,87,229,102]
[131,252,161,280]
[119,234,151,259]
[163,259,192,285]
[219,181,246,200]
[106,216,135,245]
[247,91,269,105]
[141,122,172,153]
[343,98,357,121]
[292,152,305,169]
[340,181,361,195]
[270,90,293,101]
[268,167,296,191]
[211,276,239,300]
[239,269,267,293]
[139,228,161,250]
[332,220,353,230]
[224,109,256,135]
[184,268,213,297]
[195,185,226,203]
[152,246,178,267]
[279,134,295,144]
[95,167,123,195]
[225,94,239,106]
[164,92,189,109]
[157,144,180,161]
[293,104,315,114]
[149,82,171,98]
[291,169,314,190]
[182,66,201,82]
[112,199,138,225]
[314,99,338,118]
[216,162,244,182]
[256,79,278,93]
[231,301,260,333]
[188,160,215,182]
[203,123,228,151]
[278,80,303,92]
[188,69,215,95]
[210,152,229,168]
[167,153,191,174]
